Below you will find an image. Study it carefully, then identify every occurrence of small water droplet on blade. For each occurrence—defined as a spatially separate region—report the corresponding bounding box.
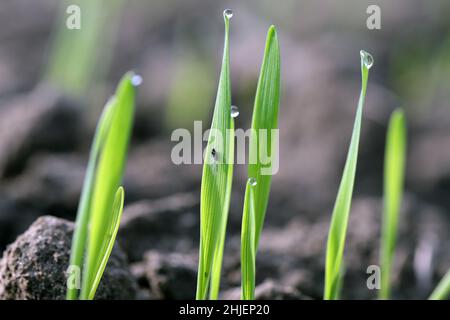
[248,178,257,186]
[131,74,143,86]
[223,9,233,19]
[360,50,374,69]
[231,105,239,118]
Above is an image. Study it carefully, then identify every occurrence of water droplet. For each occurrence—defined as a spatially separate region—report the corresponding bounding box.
[248,178,257,186]
[131,74,143,86]
[231,105,239,118]
[223,9,233,19]
[360,50,374,69]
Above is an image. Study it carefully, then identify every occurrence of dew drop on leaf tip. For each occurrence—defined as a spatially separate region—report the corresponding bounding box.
[223,9,233,19]
[131,74,143,87]
[360,50,374,69]
[231,105,239,118]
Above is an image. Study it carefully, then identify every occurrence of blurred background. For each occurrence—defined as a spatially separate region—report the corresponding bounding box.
[0,0,449,299]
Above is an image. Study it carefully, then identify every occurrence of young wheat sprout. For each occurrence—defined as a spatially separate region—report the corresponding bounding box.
[196,10,234,300]
[380,109,407,299]
[324,50,373,300]
[241,25,280,300]
[67,72,137,300]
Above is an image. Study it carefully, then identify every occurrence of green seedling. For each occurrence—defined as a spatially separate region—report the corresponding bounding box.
[324,50,373,300]
[66,72,137,300]
[196,10,280,300]
[241,26,280,300]
[196,9,234,300]
[380,109,407,299]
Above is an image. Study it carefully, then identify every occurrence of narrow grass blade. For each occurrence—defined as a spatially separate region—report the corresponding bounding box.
[324,50,373,300]
[241,179,257,300]
[79,72,136,299]
[239,25,280,300]
[380,109,407,299]
[196,10,234,300]
[88,187,125,299]
[66,98,115,300]
[248,25,281,250]
[334,264,345,300]
[209,122,235,299]
[429,269,450,300]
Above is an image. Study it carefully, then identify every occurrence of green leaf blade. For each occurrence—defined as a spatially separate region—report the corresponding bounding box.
[196,12,234,300]
[248,25,281,250]
[79,72,136,299]
[380,108,407,299]
[66,98,115,300]
[241,179,257,300]
[239,25,280,301]
[88,187,125,300]
[324,50,373,300]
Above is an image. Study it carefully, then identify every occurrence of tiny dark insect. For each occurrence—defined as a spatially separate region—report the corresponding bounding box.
[211,148,216,156]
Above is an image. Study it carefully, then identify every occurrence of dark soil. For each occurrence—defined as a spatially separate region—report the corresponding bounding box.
[0,216,137,300]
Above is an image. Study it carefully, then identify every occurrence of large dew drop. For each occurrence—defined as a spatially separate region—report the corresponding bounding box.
[131,74,143,87]
[360,50,374,69]
[231,105,239,118]
[223,9,233,19]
